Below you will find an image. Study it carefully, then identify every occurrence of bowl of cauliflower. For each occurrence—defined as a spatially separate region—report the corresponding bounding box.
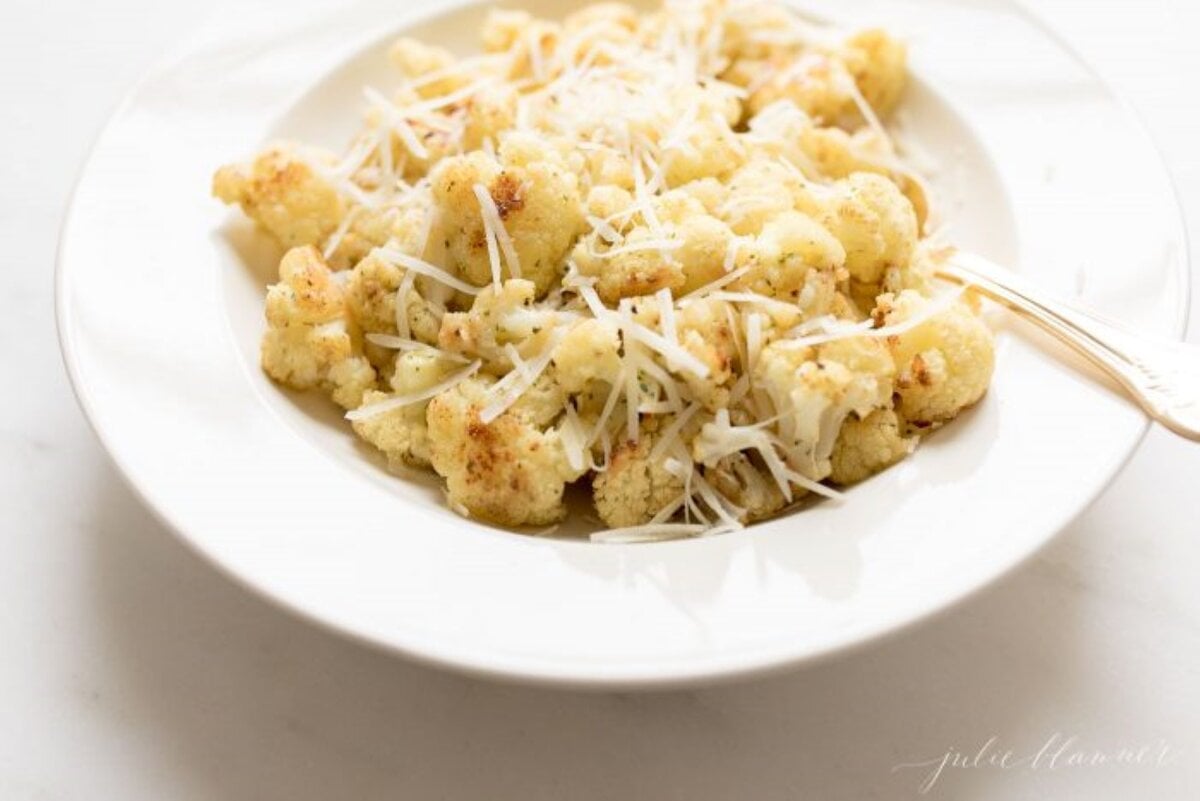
[212,0,997,540]
[59,0,1188,686]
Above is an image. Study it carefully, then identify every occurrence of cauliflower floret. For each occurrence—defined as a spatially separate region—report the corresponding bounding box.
[743,52,859,123]
[550,318,623,394]
[431,134,584,296]
[438,279,564,370]
[564,2,638,35]
[795,123,882,178]
[482,9,561,82]
[572,188,734,302]
[731,29,905,125]
[799,125,929,229]
[877,290,994,427]
[742,100,929,231]
[675,297,738,410]
[387,37,465,98]
[843,29,907,118]
[351,350,463,469]
[592,431,684,528]
[880,241,936,297]
[661,193,737,294]
[260,246,376,409]
[755,336,894,479]
[678,177,728,215]
[213,145,346,249]
[344,252,445,360]
[225,0,992,536]
[337,191,449,347]
[720,1,804,61]
[720,159,806,236]
[734,210,845,304]
[481,8,533,52]
[343,254,405,336]
[562,5,642,70]
[576,147,637,191]
[460,83,519,152]
[704,453,787,522]
[802,172,917,287]
[573,226,685,302]
[829,408,912,485]
[426,377,581,526]
[324,185,438,269]
[358,105,469,183]
[658,87,746,187]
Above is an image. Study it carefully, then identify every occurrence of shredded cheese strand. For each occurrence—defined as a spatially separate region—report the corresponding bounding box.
[473,182,522,279]
[346,361,481,421]
[373,246,483,296]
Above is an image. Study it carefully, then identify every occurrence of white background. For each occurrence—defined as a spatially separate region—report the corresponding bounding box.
[2,0,1198,798]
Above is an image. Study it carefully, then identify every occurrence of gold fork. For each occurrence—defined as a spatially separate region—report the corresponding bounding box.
[936,250,1200,442]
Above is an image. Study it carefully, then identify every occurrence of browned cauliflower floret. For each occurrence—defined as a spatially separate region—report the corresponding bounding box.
[878,290,994,427]
[351,350,463,469]
[426,377,581,526]
[213,146,345,249]
[431,134,583,296]
[345,253,406,334]
[755,335,894,479]
[729,28,905,126]
[592,432,685,528]
[261,246,376,409]
[829,408,912,485]
[802,172,917,287]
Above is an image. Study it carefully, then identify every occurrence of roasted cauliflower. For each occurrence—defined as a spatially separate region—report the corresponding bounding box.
[426,377,583,526]
[877,290,995,427]
[260,246,376,409]
[215,0,994,542]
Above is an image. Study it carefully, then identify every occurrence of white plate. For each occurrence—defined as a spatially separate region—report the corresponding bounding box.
[57,0,1189,688]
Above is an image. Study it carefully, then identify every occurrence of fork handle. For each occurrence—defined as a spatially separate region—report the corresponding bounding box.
[936,251,1200,442]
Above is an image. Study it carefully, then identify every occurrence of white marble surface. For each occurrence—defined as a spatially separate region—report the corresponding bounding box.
[2,0,1198,798]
